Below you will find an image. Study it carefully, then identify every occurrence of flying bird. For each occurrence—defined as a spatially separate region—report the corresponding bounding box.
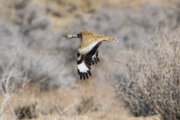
[65,31,117,80]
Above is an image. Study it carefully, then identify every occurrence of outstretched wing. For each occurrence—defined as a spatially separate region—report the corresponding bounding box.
[77,42,102,80]
[91,51,100,65]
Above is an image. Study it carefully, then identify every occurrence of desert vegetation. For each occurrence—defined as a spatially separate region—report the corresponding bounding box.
[0,0,180,120]
[115,31,180,120]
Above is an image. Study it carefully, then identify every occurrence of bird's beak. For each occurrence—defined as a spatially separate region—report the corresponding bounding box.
[64,34,78,39]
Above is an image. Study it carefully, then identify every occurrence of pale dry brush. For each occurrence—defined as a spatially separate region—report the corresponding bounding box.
[115,31,180,120]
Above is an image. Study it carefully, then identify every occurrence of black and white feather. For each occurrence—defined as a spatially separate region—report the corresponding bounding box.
[77,42,102,80]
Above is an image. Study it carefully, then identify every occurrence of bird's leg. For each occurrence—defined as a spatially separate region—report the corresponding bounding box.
[96,51,100,62]
[94,51,100,63]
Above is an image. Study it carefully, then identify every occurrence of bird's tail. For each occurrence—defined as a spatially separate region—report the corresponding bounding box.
[99,34,117,42]
[103,36,117,42]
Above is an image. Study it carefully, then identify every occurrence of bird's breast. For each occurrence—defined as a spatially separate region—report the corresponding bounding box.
[78,41,99,54]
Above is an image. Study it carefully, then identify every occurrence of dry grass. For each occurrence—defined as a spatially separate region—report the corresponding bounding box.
[0,0,180,120]
[115,30,180,120]
[0,81,160,120]
[30,0,177,28]
[0,0,175,28]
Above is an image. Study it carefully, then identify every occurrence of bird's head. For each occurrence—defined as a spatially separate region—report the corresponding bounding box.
[64,34,79,39]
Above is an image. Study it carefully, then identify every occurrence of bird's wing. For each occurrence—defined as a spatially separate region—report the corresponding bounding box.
[77,42,102,80]
[91,51,100,65]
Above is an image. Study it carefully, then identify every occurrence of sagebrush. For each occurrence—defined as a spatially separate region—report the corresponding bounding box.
[116,31,180,120]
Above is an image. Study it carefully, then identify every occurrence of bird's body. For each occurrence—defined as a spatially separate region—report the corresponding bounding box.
[65,31,117,80]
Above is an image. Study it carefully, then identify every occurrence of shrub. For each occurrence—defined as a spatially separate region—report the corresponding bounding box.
[116,31,180,120]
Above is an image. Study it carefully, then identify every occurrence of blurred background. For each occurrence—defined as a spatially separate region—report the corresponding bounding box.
[0,0,179,120]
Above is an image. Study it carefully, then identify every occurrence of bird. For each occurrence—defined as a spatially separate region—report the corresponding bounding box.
[65,31,117,80]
